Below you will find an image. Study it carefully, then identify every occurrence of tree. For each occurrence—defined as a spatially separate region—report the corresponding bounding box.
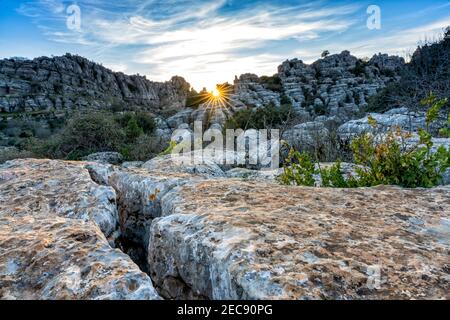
[125,117,144,141]
[321,50,330,58]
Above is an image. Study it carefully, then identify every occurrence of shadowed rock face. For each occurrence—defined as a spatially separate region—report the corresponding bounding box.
[1,158,449,300]
[0,159,160,300]
[0,54,190,114]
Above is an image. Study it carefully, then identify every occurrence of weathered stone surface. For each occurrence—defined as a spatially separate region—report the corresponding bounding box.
[282,121,330,151]
[0,159,118,238]
[1,157,449,300]
[225,168,283,181]
[83,152,124,165]
[142,152,226,177]
[0,216,160,300]
[149,180,450,300]
[0,159,161,300]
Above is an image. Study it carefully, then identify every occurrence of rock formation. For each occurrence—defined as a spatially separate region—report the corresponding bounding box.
[0,159,160,300]
[2,157,448,300]
[0,54,190,114]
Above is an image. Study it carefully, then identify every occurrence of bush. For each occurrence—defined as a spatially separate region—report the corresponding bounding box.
[280,95,450,188]
[134,111,156,134]
[259,75,283,92]
[28,110,158,161]
[120,134,166,161]
[125,117,144,141]
[351,60,368,77]
[0,147,34,164]
[278,150,316,186]
[224,103,294,130]
[31,112,126,160]
[366,83,404,113]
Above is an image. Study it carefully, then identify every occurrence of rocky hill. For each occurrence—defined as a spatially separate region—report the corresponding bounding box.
[0,53,190,114]
[234,51,404,121]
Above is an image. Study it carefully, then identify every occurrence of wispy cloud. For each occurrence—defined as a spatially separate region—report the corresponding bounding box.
[14,0,450,90]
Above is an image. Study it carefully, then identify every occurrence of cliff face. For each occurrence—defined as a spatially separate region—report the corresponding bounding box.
[0,54,191,114]
[232,51,405,123]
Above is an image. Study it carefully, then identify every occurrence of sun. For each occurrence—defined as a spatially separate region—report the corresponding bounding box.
[212,88,221,98]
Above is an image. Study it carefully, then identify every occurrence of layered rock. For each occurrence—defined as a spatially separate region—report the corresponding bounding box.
[166,50,404,131]
[0,54,190,114]
[337,107,446,140]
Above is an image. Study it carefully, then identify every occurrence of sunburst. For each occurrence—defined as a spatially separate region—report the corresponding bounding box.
[187,84,240,119]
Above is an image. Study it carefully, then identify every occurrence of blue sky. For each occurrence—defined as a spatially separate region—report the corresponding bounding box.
[1,0,449,90]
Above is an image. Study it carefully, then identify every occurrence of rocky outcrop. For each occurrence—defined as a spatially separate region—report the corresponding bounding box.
[83,152,124,165]
[337,107,446,140]
[166,50,404,132]
[233,51,405,123]
[0,159,160,300]
[149,179,450,300]
[0,54,190,114]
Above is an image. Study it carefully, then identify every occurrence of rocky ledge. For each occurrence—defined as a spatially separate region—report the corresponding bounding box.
[1,158,449,300]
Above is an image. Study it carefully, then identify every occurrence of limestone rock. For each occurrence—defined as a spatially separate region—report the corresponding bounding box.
[282,121,330,151]
[142,152,226,177]
[0,159,161,300]
[83,152,124,165]
[0,215,160,300]
[149,180,450,300]
[337,108,438,140]
[0,54,190,114]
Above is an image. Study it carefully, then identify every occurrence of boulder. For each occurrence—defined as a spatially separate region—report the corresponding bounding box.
[338,108,446,140]
[0,159,161,300]
[282,121,330,151]
[83,152,124,165]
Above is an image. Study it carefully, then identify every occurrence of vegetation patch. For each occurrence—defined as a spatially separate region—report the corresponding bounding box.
[280,94,450,188]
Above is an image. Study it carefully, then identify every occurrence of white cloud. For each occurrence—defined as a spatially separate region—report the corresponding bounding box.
[15,0,450,90]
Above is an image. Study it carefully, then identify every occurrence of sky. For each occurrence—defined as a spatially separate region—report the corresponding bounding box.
[0,0,449,91]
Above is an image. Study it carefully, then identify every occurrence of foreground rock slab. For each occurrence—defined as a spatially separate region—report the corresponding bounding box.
[149,180,450,300]
[0,159,160,300]
[1,159,449,300]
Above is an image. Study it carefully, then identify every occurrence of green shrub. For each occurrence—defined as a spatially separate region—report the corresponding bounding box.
[115,111,155,135]
[259,75,283,92]
[31,112,126,160]
[159,140,177,156]
[224,103,294,130]
[28,110,158,161]
[439,114,450,137]
[134,111,156,134]
[278,149,315,186]
[125,117,144,141]
[120,134,166,161]
[366,83,404,113]
[280,95,450,188]
[352,60,368,77]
